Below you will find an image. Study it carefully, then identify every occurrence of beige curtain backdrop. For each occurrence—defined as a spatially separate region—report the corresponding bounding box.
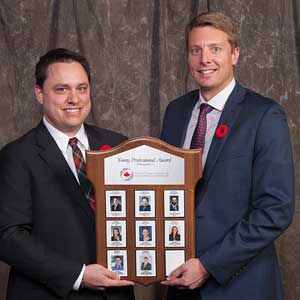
[0,1,299,299]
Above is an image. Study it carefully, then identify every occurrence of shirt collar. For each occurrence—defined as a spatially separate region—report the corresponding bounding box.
[43,116,89,154]
[198,78,236,111]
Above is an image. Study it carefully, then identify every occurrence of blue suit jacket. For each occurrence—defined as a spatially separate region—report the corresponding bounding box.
[161,83,294,300]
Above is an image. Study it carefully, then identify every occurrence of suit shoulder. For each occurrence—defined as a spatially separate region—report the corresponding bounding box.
[239,88,288,127]
[87,124,126,139]
[0,127,37,154]
[244,88,283,110]
[84,124,127,147]
[167,89,199,108]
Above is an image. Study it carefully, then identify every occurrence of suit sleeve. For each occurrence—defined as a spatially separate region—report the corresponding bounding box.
[199,103,294,285]
[0,145,82,298]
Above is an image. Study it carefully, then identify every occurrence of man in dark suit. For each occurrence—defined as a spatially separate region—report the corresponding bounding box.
[169,196,179,211]
[140,257,152,271]
[0,48,134,300]
[139,197,151,211]
[111,197,122,211]
[161,12,294,300]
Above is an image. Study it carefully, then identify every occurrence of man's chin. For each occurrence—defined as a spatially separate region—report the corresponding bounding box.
[197,84,214,91]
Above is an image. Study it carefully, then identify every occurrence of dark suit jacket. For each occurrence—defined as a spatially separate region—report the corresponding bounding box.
[0,122,134,300]
[139,205,151,211]
[169,234,180,241]
[140,263,152,271]
[169,204,179,211]
[161,83,294,300]
[111,204,122,211]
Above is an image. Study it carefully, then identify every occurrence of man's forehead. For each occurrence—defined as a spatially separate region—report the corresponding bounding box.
[188,26,231,45]
[46,62,89,82]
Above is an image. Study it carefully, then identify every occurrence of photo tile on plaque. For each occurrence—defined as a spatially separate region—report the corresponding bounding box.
[106,220,126,247]
[136,250,156,277]
[107,249,128,277]
[106,190,126,218]
[165,250,185,276]
[135,220,156,248]
[164,220,185,247]
[135,190,155,217]
[164,190,184,217]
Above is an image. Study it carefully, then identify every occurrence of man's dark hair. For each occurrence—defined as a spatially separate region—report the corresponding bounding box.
[35,48,91,87]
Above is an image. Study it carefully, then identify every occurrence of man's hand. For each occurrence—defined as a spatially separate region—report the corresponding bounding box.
[82,264,134,290]
[161,258,209,289]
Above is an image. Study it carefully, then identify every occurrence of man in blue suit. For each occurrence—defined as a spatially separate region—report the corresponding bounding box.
[161,12,294,300]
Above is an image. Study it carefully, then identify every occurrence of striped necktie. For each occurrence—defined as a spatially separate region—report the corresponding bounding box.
[69,137,95,211]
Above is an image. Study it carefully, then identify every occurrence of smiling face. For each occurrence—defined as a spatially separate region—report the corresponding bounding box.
[35,62,91,136]
[113,228,120,236]
[172,226,178,234]
[143,257,148,264]
[188,26,239,101]
[141,198,148,206]
[115,257,122,266]
[171,197,177,205]
[142,228,149,237]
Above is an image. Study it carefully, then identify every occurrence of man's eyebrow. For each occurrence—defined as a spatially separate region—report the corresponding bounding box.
[209,43,223,47]
[54,84,69,87]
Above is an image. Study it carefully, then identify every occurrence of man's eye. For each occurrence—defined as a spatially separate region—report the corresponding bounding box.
[190,48,201,55]
[212,47,221,53]
[78,86,88,93]
[56,87,67,93]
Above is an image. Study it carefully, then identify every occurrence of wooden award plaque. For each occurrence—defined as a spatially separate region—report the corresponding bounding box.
[86,137,202,285]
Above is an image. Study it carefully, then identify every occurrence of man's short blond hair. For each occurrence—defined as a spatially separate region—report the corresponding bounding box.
[186,11,240,51]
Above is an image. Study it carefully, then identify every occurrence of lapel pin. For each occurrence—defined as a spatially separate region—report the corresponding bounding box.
[100,144,111,150]
[215,125,228,138]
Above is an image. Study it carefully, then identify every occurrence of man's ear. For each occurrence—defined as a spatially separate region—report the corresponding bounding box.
[34,85,44,104]
[232,47,240,66]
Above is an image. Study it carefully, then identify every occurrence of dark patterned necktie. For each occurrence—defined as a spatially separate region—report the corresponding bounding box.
[190,103,213,149]
[69,137,95,211]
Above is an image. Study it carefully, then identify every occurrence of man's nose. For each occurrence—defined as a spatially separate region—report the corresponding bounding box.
[67,89,79,103]
[200,48,211,63]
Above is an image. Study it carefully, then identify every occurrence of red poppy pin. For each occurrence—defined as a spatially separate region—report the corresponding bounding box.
[100,144,111,150]
[215,125,228,138]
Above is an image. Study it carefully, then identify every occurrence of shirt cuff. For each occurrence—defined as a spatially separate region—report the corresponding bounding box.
[73,264,85,291]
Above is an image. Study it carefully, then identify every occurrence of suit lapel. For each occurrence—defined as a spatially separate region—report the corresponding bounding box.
[202,83,247,184]
[35,122,95,220]
[177,90,199,147]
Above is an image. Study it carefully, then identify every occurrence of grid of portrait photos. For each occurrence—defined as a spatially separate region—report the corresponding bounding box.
[105,189,186,277]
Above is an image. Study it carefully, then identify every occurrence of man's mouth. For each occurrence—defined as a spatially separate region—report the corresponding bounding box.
[65,108,80,113]
[198,69,217,74]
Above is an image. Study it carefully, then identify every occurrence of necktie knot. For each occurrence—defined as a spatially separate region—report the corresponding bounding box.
[200,103,213,115]
[69,137,78,147]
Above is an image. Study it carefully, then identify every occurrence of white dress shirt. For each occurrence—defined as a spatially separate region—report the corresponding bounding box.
[183,79,236,168]
[43,117,88,290]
